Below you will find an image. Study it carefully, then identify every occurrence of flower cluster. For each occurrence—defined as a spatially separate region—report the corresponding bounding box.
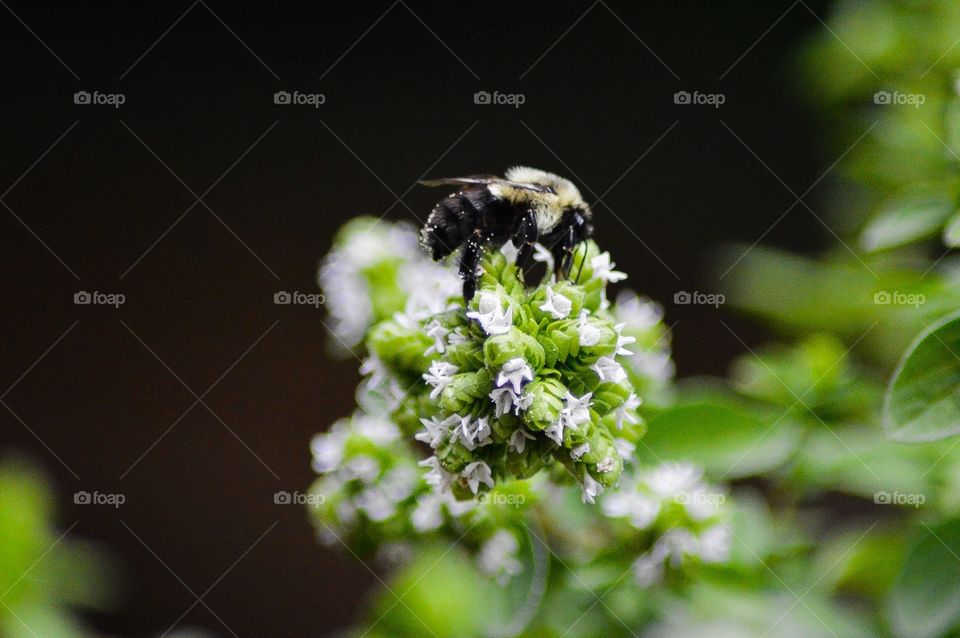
[309,218,704,587]
[365,240,646,504]
[602,461,731,587]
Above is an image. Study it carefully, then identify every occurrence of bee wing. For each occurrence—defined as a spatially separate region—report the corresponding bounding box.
[419,176,553,194]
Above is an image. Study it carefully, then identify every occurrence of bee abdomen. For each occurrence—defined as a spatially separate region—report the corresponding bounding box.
[420,190,488,260]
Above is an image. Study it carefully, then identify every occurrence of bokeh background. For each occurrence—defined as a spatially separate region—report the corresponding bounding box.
[0,1,834,635]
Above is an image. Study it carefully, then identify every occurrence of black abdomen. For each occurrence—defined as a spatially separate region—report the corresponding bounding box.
[421,188,515,260]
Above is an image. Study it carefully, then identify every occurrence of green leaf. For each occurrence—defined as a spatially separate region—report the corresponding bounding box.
[889,519,960,638]
[860,185,954,252]
[884,310,960,442]
[636,403,802,478]
[943,210,960,247]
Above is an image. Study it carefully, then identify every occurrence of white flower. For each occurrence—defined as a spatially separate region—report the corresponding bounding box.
[646,462,703,500]
[380,466,418,502]
[508,428,536,453]
[355,487,395,522]
[697,525,732,563]
[478,530,524,586]
[532,243,554,271]
[546,392,593,445]
[592,356,627,383]
[613,290,663,330]
[615,393,642,430]
[490,386,533,418]
[411,492,446,532]
[353,414,401,445]
[591,252,627,284]
[577,310,602,346]
[614,437,636,460]
[499,240,519,262]
[424,319,450,355]
[581,473,604,504]
[419,456,454,490]
[570,442,591,460]
[603,490,660,529]
[310,422,349,473]
[632,553,663,588]
[497,358,534,394]
[341,455,380,482]
[596,456,616,473]
[467,291,514,335]
[458,415,492,451]
[423,360,459,399]
[415,415,459,449]
[539,286,572,319]
[614,323,637,356]
[462,461,495,494]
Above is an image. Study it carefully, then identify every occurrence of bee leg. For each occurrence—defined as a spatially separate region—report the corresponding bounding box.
[513,210,539,280]
[552,225,577,280]
[459,232,483,303]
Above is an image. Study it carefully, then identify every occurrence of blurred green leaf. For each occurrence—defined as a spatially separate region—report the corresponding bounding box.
[889,519,960,638]
[860,184,954,252]
[884,310,960,442]
[637,403,802,479]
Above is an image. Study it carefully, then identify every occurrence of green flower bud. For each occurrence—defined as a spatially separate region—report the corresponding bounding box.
[522,378,567,431]
[440,370,493,415]
[367,319,434,376]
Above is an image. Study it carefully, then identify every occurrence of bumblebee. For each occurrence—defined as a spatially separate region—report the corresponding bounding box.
[420,166,594,302]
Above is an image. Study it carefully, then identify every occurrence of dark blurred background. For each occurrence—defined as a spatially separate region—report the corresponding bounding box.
[0,1,831,635]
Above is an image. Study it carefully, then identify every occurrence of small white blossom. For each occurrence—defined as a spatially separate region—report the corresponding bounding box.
[581,473,604,504]
[570,442,591,460]
[603,490,660,529]
[592,356,627,383]
[615,393,642,430]
[614,437,636,460]
[614,323,637,356]
[341,455,380,482]
[423,360,459,399]
[614,290,663,330]
[577,310,602,346]
[508,428,536,453]
[310,423,349,473]
[532,243,554,271]
[415,415,459,449]
[462,461,495,494]
[544,422,565,446]
[419,456,454,490]
[353,414,401,445]
[697,525,732,563]
[646,462,703,500]
[424,319,450,355]
[478,530,524,586]
[632,553,663,588]
[489,386,533,417]
[539,286,572,319]
[496,358,534,394]
[591,252,627,284]
[499,240,519,262]
[458,415,492,451]
[467,291,514,335]
[354,487,396,522]
[596,456,616,473]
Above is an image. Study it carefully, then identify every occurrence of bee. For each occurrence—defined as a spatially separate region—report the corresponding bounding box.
[419,166,594,302]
